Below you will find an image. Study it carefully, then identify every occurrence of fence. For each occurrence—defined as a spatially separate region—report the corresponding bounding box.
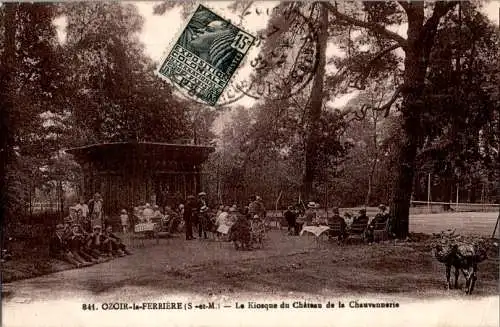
[410,200,499,214]
[266,201,499,219]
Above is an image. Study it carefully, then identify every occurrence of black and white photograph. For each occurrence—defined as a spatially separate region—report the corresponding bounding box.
[1,1,499,327]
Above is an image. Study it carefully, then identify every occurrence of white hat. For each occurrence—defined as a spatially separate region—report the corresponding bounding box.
[200,206,208,212]
[198,192,207,197]
[307,202,317,208]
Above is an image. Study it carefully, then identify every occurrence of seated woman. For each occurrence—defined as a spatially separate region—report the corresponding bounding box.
[216,206,232,240]
[142,204,154,223]
[151,205,164,223]
[304,202,318,226]
[228,209,252,250]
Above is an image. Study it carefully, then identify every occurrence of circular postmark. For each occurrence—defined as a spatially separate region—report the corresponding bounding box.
[216,8,320,106]
[158,3,319,108]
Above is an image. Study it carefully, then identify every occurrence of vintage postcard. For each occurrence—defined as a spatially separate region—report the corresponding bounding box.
[1,1,499,327]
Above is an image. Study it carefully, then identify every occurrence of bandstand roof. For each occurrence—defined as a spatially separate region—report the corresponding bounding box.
[65,142,215,164]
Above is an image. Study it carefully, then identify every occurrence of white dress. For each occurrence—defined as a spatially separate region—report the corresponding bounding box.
[216,212,231,234]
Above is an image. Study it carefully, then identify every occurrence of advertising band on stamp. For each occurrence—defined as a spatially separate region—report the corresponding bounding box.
[157,5,256,105]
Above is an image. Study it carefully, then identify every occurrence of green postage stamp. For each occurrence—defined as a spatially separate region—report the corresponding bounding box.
[157,5,256,106]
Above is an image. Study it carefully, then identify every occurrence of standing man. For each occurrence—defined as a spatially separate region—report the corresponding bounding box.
[197,192,208,239]
[184,195,196,240]
[89,193,103,229]
[284,205,298,235]
[74,198,90,232]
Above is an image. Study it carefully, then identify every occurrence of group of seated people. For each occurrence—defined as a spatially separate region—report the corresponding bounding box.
[50,215,132,268]
[133,204,163,223]
[187,200,265,250]
[216,202,266,250]
[283,203,391,242]
[130,203,183,234]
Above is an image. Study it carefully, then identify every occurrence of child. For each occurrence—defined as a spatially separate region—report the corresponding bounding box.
[120,209,129,234]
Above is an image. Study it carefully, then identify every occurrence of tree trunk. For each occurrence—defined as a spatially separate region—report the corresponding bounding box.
[389,113,420,239]
[0,4,16,225]
[365,114,379,207]
[390,5,427,239]
[302,3,328,201]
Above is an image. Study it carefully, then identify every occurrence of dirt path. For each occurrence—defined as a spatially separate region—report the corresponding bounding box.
[2,230,498,303]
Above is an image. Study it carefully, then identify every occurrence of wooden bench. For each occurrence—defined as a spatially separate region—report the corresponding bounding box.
[327,221,347,244]
[372,219,390,242]
[346,220,368,243]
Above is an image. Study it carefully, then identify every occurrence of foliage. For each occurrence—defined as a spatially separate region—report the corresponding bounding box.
[62,2,190,145]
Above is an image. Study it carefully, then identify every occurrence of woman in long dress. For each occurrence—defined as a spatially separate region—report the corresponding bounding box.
[216,206,231,240]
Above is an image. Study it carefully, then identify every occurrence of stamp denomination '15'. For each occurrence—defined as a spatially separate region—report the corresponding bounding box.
[156,4,256,106]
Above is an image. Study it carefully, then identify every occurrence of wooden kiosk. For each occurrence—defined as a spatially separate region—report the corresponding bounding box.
[65,142,214,215]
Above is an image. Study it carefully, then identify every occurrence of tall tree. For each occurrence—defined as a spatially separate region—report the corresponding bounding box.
[62,2,189,145]
[1,3,64,217]
[0,3,17,221]
[302,3,329,199]
[323,1,461,238]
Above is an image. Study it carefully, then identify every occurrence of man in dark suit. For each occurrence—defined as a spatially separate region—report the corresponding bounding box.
[353,208,369,225]
[49,224,84,267]
[184,195,196,240]
[197,192,209,239]
[327,208,347,241]
[284,206,298,235]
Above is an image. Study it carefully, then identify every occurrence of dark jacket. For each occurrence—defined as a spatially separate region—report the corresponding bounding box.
[184,199,195,222]
[284,210,297,224]
[370,213,389,227]
[353,214,369,226]
[328,214,347,231]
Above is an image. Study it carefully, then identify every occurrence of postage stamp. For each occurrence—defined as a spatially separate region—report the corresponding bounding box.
[157,5,256,106]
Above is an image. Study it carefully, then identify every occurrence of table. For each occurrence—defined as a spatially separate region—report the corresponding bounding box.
[300,225,330,237]
[134,223,160,245]
[300,225,331,248]
[134,223,158,233]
